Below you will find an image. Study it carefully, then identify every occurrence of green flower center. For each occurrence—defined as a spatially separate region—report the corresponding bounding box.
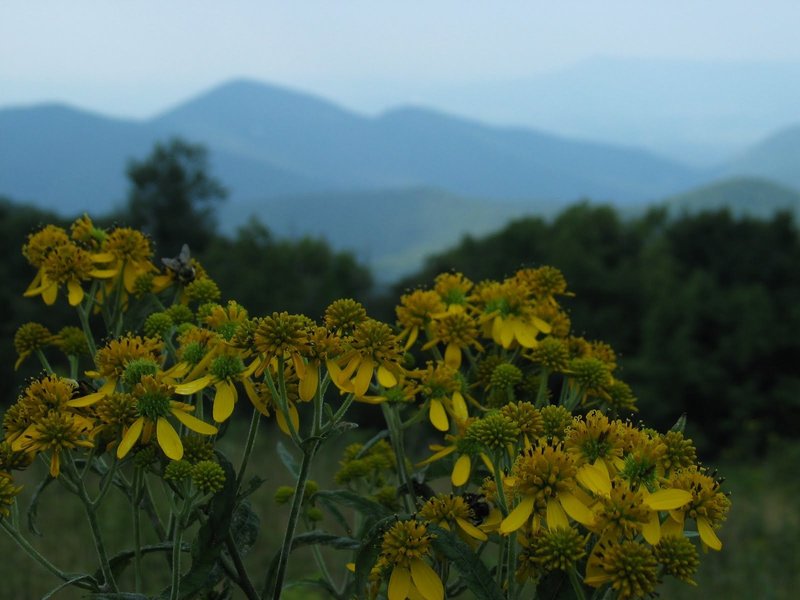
[210,354,244,381]
[137,390,171,419]
[122,359,159,387]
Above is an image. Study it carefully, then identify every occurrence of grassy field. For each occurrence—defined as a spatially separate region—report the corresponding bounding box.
[1,420,798,599]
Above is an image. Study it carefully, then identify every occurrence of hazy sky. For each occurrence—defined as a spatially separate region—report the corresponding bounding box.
[3,0,800,119]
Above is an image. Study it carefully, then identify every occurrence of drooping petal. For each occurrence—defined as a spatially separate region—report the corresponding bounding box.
[456,517,488,542]
[643,488,692,511]
[500,495,535,534]
[171,408,218,435]
[451,454,471,487]
[409,558,444,600]
[531,316,552,334]
[174,375,213,395]
[451,391,468,421]
[117,417,144,458]
[697,516,722,550]
[377,364,398,388]
[558,491,595,526]
[388,565,411,600]
[499,318,515,348]
[444,343,462,369]
[353,358,375,397]
[156,418,183,460]
[49,452,61,478]
[404,326,419,351]
[429,398,449,432]
[123,262,138,293]
[546,498,569,530]
[298,363,319,402]
[67,280,84,306]
[642,511,661,545]
[42,282,58,305]
[576,462,612,496]
[661,517,684,538]
[512,321,538,348]
[213,381,237,422]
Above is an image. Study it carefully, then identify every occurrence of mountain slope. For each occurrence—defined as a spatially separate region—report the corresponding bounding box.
[660,177,800,219]
[722,125,800,191]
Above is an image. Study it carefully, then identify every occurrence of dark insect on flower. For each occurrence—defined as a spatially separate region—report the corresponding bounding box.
[71,379,97,398]
[162,244,196,286]
[462,492,490,525]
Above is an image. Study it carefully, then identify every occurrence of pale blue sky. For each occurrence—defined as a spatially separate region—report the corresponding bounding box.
[2,0,800,119]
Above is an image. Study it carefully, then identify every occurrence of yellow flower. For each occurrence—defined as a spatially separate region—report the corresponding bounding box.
[328,319,403,398]
[472,279,551,349]
[117,375,217,461]
[78,335,163,399]
[23,242,113,306]
[414,361,468,432]
[418,493,488,543]
[662,468,730,551]
[95,227,156,295]
[370,520,444,600]
[422,311,483,369]
[11,410,94,477]
[13,322,53,370]
[174,350,258,422]
[433,272,473,313]
[396,290,445,351]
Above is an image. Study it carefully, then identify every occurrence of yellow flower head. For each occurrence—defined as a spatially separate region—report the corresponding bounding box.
[433,272,473,310]
[22,225,70,268]
[585,539,658,599]
[203,300,249,341]
[565,410,624,468]
[324,298,367,335]
[117,375,217,461]
[396,289,445,349]
[514,266,570,300]
[667,467,731,551]
[0,474,23,518]
[12,410,94,477]
[516,526,588,582]
[103,227,155,293]
[592,480,651,541]
[370,519,444,600]
[24,242,99,306]
[13,322,52,369]
[70,214,105,248]
[87,335,163,394]
[418,493,488,543]
[425,311,482,369]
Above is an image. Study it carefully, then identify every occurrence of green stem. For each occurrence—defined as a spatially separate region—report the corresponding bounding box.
[303,515,339,595]
[535,369,550,408]
[506,532,517,599]
[133,468,144,593]
[65,454,117,592]
[265,365,302,446]
[381,403,415,513]
[568,567,588,600]
[236,409,261,491]
[68,355,79,379]
[265,441,320,600]
[34,349,54,374]
[76,303,98,362]
[0,519,95,591]
[224,533,260,600]
[169,520,184,600]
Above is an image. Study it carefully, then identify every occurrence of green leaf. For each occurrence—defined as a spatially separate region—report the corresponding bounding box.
[238,475,266,499]
[670,413,688,433]
[91,594,151,600]
[537,570,579,600]
[229,498,260,556]
[276,440,300,478]
[316,494,353,536]
[284,577,339,596]
[314,490,392,522]
[353,430,389,459]
[427,525,505,600]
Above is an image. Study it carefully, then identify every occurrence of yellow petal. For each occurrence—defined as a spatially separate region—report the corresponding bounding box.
[353,358,375,397]
[67,280,84,306]
[697,516,722,551]
[642,511,661,545]
[123,263,138,293]
[643,488,692,511]
[451,391,468,421]
[174,375,213,395]
[661,517,684,538]
[156,418,183,460]
[546,498,569,530]
[299,363,319,402]
[429,398,449,432]
[444,343,462,369]
[67,391,106,408]
[117,417,144,458]
[388,565,411,600]
[171,409,218,435]
[377,365,398,388]
[291,352,306,379]
[451,454,471,487]
[49,452,61,478]
[42,282,58,305]
[213,381,237,422]
[325,359,347,389]
[500,495,535,534]
[499,318,515,348]
[409,558,443,600]
[404,326,419,351]
[88,268,118,278]
[90,252,115,263]
[531,316,552,334]
[558,492,595,526]
[576,462,612,496]
[512,321,538,348]
[456,517,488,542]
[416,445,456,467]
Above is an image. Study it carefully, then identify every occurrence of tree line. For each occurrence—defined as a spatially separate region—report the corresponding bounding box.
[2,138,797,459]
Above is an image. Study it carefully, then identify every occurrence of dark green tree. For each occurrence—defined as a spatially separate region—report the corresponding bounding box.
[126,138,227,256]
